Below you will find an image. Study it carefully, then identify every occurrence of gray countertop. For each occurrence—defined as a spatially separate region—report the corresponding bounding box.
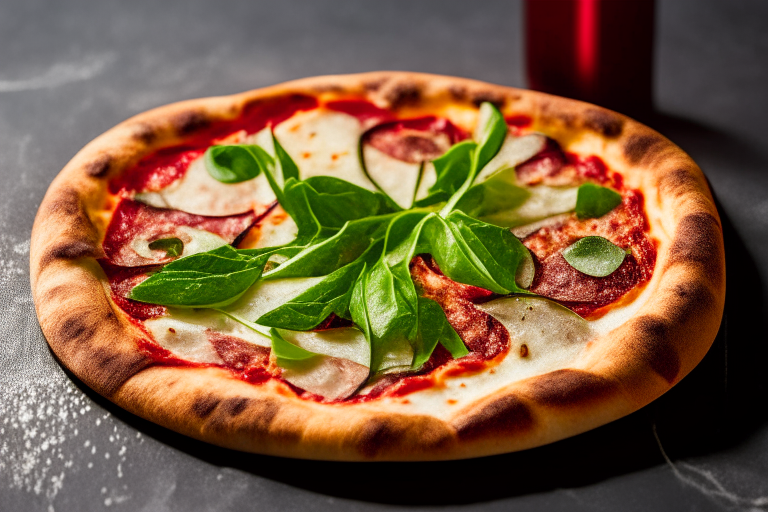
[2,1,767,510]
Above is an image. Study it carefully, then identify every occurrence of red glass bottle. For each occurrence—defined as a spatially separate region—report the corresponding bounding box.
[525,0,655,118]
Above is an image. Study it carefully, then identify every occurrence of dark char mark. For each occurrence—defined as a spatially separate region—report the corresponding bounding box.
[454,394,534,441]
[623,133,666,165]
[630,315,680,383]
[84,154,112,178]
[668,212,724,282]
[526,369,615,408]
[584,109,624,138]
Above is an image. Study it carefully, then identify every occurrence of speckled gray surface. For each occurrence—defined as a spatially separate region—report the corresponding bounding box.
[1,1,767,510]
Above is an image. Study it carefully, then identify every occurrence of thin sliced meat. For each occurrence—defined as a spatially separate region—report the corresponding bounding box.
[364,116,467,164]
[103,199,257,266]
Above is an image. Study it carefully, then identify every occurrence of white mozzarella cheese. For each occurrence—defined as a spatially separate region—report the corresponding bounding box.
[136,157,276,216]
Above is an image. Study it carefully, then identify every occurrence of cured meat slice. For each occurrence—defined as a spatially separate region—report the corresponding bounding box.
[103,199,257,267]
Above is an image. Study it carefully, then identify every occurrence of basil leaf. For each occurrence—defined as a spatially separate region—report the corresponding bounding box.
[562,236,628,277]
[446,211,531,294]
[272,130,300,183]
[440,102,507,215]
[148,237,183,257]
[270,328,318,363]
[472,102,509,175]
[412,297,468,369]
[204,145,265,184]
[130,245,269,307]
[254,238,383,331]
[455,167,530,218]
[300,176,395,228]
[575,183,622,219]
[263,214,397,279]
[414,140,477,208]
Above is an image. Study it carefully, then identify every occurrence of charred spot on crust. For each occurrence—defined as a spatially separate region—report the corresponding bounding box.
[623,133,665,165]
[584,109,624,138]
[221,397,250,417]
[666,280,717,326]
[46,187,84,217]
[133,123,159,145]
[356,418,403,458]
[630,315,680,383]
[470,90,506,109]
[658,167,701,198]
[192,395,221,419]
[90,347,151,396]
[42,240,101,268]
[84,154,113,178]
[364,77,388,92]
[526,369,615,408]
[449,85,468,102]
[668,213,723,281]
[385,82,422,110]
[57,315,98,345]
[172,110,211,136]
[454,394,533,441]
[355,416,453,459]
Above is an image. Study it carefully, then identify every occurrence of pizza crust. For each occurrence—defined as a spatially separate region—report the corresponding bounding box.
[30,72,725,460]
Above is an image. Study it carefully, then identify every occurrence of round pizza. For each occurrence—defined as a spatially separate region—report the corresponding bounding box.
[30,72,725,460]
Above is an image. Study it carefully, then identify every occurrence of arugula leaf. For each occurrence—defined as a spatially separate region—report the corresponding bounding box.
[130,245,270,307]
[148,237,183,257]
[255,261,365,330]
[412,297,468,369]
[575,183,622,219]
[270,328,318,363]
[562,236,628,277]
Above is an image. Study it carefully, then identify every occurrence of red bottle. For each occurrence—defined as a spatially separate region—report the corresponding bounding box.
[525,0,655,118]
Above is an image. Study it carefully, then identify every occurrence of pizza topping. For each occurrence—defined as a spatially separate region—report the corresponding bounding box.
[134,155,276,217]
[562,236,629,277]
[575,182,623,219]
[364,116,467,164]
[475,295,593,367]
[102,98,657,400]
[103,199,257,267]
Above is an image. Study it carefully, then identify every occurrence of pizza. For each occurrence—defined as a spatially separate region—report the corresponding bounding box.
[30,72,725,461]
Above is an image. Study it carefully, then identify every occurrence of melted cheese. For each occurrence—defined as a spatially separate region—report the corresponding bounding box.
[136,157,276,216]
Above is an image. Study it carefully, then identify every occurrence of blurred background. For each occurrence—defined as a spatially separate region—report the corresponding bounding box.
[1,1,767,511]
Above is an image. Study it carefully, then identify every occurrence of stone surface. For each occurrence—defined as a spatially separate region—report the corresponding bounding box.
[1,1,767,510]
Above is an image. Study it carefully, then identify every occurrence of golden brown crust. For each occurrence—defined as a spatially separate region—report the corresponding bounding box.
[30,72,725,460]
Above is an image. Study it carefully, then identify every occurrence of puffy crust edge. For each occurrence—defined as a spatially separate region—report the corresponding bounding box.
[30,72,725,460]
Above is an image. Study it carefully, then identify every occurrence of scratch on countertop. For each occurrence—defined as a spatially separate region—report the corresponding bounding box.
[654,424,768,510]
[0,53,116,93]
